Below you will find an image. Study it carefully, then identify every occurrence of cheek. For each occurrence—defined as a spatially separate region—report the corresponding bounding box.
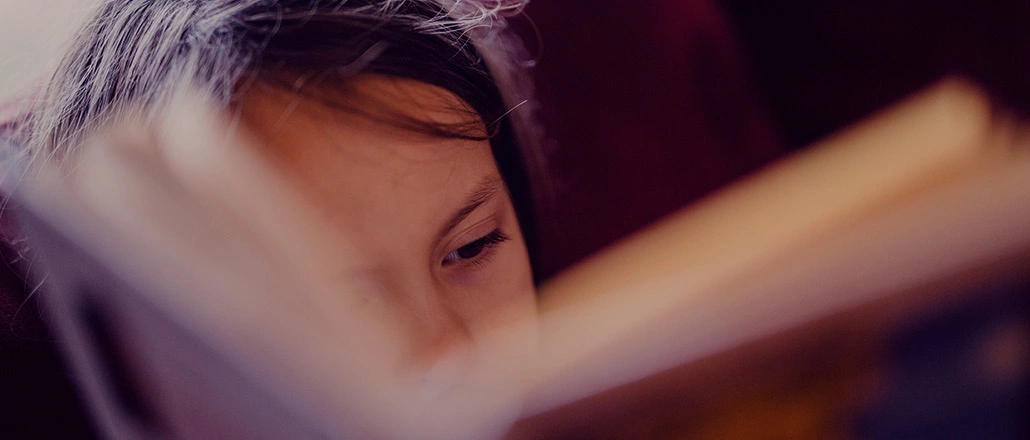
[442,229,534,317]
[467,239,536,325]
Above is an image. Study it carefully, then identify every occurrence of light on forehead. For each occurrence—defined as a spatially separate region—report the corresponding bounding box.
[247,74,489,140]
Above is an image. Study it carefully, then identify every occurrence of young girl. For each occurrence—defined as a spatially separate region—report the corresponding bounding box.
[12,0,548,438]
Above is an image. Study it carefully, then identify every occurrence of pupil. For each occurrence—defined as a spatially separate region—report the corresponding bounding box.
[457,240,486,259]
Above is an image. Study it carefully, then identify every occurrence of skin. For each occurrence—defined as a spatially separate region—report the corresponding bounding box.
[235,74,537,436]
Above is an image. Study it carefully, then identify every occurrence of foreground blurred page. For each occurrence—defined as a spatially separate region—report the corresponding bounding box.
[513,78,1030,438]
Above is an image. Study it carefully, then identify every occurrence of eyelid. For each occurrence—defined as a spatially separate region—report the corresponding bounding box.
[441,227,509,267]
[435,177,504,248]
[438,206,496,254]
[435,197,507,268]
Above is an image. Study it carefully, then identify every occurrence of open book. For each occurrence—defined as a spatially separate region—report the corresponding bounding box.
[8,78,1030,439]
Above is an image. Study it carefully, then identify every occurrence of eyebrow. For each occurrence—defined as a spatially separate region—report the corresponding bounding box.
[437,176,503,242]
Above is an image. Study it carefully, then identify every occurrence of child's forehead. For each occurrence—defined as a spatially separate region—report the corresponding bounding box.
[235,75,493,170]
[239,74,487,136]
[234,74,503,234]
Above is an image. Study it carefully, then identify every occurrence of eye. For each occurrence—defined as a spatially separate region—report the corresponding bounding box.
[442,229,509,266]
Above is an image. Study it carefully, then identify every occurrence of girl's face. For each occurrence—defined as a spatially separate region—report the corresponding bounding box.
[237,75,537,430]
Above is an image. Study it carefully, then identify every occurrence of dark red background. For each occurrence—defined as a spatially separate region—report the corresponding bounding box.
[527,0,1030,281]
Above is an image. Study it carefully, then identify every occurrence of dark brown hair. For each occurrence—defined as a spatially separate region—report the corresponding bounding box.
[20,0,548,278]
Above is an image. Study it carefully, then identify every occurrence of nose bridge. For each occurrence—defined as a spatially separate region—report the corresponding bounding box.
[381,267,474,361]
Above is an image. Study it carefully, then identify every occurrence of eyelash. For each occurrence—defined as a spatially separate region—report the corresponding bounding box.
[442,229,510,267]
